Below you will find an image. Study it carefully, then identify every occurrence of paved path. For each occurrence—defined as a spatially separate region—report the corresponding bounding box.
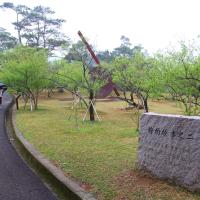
[0,94,58,200]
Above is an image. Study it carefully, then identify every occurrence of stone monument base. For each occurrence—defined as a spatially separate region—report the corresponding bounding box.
[138,112,200,192]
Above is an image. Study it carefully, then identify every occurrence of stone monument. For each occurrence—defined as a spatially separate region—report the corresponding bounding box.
[138,112,200,191]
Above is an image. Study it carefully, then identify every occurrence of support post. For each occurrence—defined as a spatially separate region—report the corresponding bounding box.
[89,90,95,121]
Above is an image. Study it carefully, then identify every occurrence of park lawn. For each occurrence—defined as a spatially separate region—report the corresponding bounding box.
[16,95,200,200]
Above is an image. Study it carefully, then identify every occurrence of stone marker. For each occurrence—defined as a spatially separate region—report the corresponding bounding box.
[138,112,200,191]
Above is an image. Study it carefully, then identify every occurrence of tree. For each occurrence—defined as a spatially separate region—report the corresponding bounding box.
[112,35,133,58]
[55,38,107,122]
[0,27,17,51]
[0,2,30,44]
[111,35,146,59]
[158,42,200,115]
[112,52,159,112]
[97,50,113,62]
[55,59,107,121]
[0,46,48,110]
[65,40,92,62]
[0,2,68,54]
[23,6,67,54]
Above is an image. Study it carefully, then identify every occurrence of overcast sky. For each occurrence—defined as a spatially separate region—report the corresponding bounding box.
[0,0,200,53]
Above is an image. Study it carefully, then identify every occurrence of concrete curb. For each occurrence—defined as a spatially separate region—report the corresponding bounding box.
[6,103,97,200]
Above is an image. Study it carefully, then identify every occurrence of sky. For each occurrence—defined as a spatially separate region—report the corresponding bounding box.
[1,0,200,54]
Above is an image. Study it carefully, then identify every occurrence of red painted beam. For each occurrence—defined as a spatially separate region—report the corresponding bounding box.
[78,31,100,65]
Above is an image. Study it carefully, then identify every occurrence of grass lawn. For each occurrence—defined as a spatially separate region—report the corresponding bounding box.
[16,94,200,200]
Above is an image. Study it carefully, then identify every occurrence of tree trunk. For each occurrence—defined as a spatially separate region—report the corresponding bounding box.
[47,89,52,98]
[18,30,22,44]
[130,92,143,108]
[89,90,95,121]
[143,98,149,113]
[22,94,28,110]
[17,14,22,44]
[15,94,21,110]
[33,94,38,110]
[34,98,38,110]
[132,101,144,109]
[31,93,38,110]
[130,92,134,101]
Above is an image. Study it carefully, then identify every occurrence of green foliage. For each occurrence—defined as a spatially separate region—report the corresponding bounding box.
[97,50,113,62]
[55,61,107,97]
[111,52,160,112]
[0,27,17,51]
[112,35,145,58]
[56,61,83,91]
[157,42,200,115]
[0,2,30,44]
[23,5,68,54]
[0,46,48,109]
[0,2,67,54]
[65,40,89,62]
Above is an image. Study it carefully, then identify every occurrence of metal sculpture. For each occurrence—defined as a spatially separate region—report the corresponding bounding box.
[77,31,143,120]
[78,31,119,99]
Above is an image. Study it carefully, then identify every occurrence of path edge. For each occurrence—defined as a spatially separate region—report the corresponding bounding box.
[5,101,97,200]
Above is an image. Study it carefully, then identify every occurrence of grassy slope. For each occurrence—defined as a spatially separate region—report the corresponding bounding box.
[16,96,199,200]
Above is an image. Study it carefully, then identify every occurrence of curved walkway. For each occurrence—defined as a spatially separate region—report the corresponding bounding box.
[0,94,58,200]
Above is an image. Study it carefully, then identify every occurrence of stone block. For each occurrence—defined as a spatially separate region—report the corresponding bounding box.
[138,112,200,191]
